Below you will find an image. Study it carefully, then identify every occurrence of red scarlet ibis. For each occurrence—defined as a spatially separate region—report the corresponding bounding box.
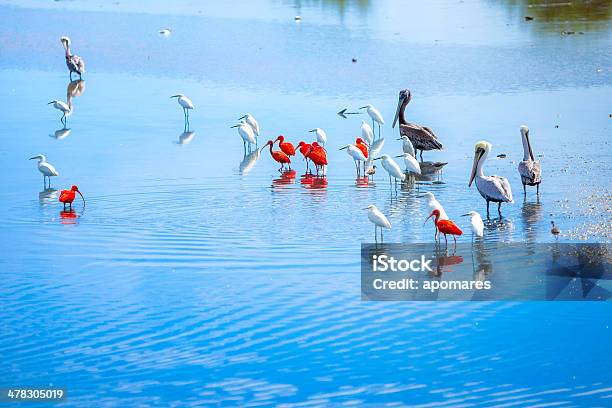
[355,138,369,158]
[275,135,296,159]
[297,141,312,172]
[59,185,85,211]
[309,142,328,175]
[261,140,291,171]
[425,209,462,245]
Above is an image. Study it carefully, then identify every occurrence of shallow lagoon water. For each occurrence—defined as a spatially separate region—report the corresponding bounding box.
[0,0,611,406]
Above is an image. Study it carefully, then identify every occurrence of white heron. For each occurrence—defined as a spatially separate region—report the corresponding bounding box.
[361,120,373,145]
[419,192,448,241]
[364,204,391,243]
[231,120,257,151]
[360,104,384,139]
[171,94,194,125]
[308,128,327,145]
[461,211,484,241]
[469,141,514,217]
[373,154,405,186]
[394,153,421,175]
[239,113,260,137]
[48,100,71,125]
[30,154,59,187]
[398,135,416,157]
[418,192,449,220]
[339,144,367,176]
[60,36,85,80]
[518,125,542,195]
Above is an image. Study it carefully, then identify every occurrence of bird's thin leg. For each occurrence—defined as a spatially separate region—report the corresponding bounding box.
[381,228,384,243]
[374,225,377,243]
[444,234,448,246]
[498,202,502,216]
[69,71,73,81]
[419,150,423,161]
[63,202,66,211]
[69,202,72,211]
[523,183,526,195]
[486,200,490,218]
[537,184,540,195]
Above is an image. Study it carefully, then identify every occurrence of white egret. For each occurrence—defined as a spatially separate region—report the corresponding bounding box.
[469,141,514,217]
[231,120,257,151]
[239,113,260,136]
[461,211,484,241]
[48,100,71,125]
[373,154,405,186]
[364,204,391,243]
[339,144,367,176]
[171,94,194,125]
[418,192,449,220]
[398,135,416,157]
[30,154,59,187]
[394,153,421,175]
[308,128,327,145]
[360,104,384,138]
[361,120,373,145]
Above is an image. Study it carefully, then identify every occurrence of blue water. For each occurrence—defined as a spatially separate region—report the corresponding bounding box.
[0,0,611,406]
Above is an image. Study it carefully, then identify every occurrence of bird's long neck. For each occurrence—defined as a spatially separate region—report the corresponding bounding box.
[268,144,274,154]
[434,213,440,225]
[398,98,408,125]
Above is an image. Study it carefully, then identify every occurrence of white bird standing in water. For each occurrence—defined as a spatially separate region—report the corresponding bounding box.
[360,104,384,138]
[48,100,71,125]
[361,120,373,145]
[394,153,421,175]
[231,120,257,151]
[364,204,391,243]
[398,135,416,157]
[308,128,327,145]
[461,211,484,241]
[339,144,367,176]
[374,154,405,185]
[171,94,194,125]
[239,113,260,137]
[469,141,514,217]
[30,154,59,187]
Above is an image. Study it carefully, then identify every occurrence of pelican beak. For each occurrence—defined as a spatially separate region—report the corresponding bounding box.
[526,130,535,161]
[392,97,403,128]
[469,149,484,187]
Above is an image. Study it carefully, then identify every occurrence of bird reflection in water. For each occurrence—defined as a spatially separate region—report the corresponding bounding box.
[176,130,196,145]
[272,169,297,187]
[39,188,58,206]
[239,149,260,175]
[59,209,79,225]
[522,195,543,243]
[355,175,370,188]
[300,173,328,190]
[471,241,493,282]
[67,79,86,100]
[430,245,464,277]
[50,127,71,140]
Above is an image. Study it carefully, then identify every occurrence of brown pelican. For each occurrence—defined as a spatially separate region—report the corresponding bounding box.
[392,89,443,160]
[518,125,541,194]
[60,36,85,80]
[469,141,514,217]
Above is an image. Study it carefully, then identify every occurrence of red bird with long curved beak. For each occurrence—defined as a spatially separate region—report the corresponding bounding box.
[275,135,296,159]
[59,185,85,211]
[424,209,462,244]
[262,140,291,171]
[297,141,312,172]
[355,137,369,158]
[309,141,328,175]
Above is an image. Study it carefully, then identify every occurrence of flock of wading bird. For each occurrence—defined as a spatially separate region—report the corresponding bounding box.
[36,37,552,244]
